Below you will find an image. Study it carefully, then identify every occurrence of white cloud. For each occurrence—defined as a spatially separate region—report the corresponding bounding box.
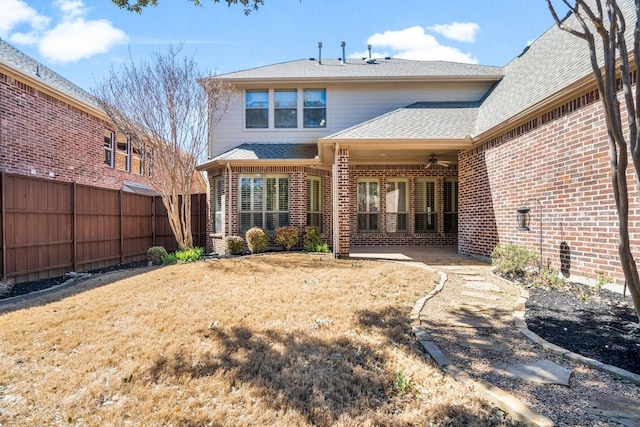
[39,19,128,62]
[355,26,477,64]
[429,22,480,43]
[0,0,50,36]
[3,0,128,63]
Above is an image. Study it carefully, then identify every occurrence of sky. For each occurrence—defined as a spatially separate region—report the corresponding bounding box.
[0,0,569,93]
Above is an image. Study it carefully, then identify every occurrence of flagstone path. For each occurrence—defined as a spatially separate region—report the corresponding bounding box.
[410,264,640,427]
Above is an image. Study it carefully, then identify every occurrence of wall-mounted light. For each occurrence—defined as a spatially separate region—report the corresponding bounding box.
[516,198,543,271]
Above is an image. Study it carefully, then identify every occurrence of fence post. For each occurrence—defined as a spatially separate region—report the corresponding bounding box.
[120,189,124,264]
[1,171,6,282]
[152,196,156,247]
[72,181,77,273]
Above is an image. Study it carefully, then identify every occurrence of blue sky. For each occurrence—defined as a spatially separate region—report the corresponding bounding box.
[1,0,569,92]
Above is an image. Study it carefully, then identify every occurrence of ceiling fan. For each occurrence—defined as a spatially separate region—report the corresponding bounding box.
[425,154,451,169]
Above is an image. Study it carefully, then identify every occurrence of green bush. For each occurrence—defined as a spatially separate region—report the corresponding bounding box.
[246,227,269,254]
[175,247,204,263]
[303,226,330,252]
[531,268,565,288]
[147,246,168,265]
[226,236,245,255]
[162,252,177,265]
[491,244,537,278]
[275,226,299,250]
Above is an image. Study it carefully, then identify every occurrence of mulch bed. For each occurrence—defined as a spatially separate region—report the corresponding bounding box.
[525,281,640,375]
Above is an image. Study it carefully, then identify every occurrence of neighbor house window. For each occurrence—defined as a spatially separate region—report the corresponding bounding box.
[415,178,437,232]
[145,149,153,177]
[386,179,408,232]
[274,89,297,128]
[131,140,143,175]
[303,89,326,128]
[444,177,459,233]
[246,89,269,128]
[115,133,130,172]
[239,174,289,234]
[104,130,114,167]
[357,179,380,232]
[307,176,322,230]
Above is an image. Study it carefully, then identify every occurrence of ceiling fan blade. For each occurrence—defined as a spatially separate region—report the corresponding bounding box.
[424,162,433,169]
[437,160,451,167]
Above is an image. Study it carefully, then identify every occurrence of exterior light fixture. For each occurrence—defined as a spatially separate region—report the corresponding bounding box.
[516,198,543,271]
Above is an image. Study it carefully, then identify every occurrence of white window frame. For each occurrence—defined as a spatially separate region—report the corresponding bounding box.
[357,178,380,232]
[415,178,438,233]
[386,178,408,233]
[244,88,327,130]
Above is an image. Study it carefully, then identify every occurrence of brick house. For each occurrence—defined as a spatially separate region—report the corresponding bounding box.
[198,4,639,284]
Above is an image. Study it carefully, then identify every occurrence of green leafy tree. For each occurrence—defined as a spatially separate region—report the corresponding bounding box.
[112,0,264,14]
[546,0,640,321]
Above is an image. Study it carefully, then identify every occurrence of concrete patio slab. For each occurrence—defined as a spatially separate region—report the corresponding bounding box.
[499,360,572,386]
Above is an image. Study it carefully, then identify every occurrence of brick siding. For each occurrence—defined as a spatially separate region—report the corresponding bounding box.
[1,73,153,190]
[459,86,640,284]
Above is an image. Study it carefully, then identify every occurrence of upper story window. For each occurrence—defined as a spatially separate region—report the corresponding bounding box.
[244,88,326,129]
[303,89,326,128]
[274,89,297,128]
[246,89,269,128]
[104,130,114,167]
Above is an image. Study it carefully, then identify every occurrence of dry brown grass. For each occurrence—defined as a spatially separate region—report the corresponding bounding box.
[0,253,514,426]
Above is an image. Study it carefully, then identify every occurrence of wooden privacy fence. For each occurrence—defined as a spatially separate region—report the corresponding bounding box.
[1,172,207,285]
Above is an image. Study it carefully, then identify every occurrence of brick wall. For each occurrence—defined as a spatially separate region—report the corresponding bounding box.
[1,73,152,190]
[459,87,640,284]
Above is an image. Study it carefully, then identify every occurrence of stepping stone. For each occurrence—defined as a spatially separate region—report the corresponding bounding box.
[446,314,492,328]
[461,275,481,281]
[457,302,497,313]
[499,360,572,386]
[461,291,500,301]
[464,281,502,292]
[587,394,640,426]
[459,336,511,353]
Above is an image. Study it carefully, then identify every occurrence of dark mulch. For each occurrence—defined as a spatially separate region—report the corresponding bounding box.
[0,262,149,300]
[525,281,640,375]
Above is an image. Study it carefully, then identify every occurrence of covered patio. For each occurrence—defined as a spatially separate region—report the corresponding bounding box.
[348,245,489,266]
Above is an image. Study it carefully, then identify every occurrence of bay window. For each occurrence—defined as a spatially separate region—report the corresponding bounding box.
[240,175,289,234]
[307,176,322,230]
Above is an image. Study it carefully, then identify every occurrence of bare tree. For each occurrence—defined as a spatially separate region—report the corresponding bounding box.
[93,45,234,250]
[112,0,264,14]
[547,0,640,320]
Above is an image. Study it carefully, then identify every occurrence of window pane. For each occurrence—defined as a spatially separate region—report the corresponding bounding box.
[278,178,289,210]
[253,178,263,210]
[303,108,326,128]
[246,109,268,128]
[103,131,113,166]
[275,109,297,128]
[246,90,268,108]
[303,89,326,107]
[275,90,297,108]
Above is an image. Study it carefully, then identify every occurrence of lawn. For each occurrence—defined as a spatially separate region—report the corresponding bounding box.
[0,253,514,426]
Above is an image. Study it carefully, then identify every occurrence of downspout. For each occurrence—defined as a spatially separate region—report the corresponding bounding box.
[226,162,232,237]
[332,142,339,258]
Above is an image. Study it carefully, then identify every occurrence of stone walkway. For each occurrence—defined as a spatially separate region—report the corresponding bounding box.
[409,264,640,426]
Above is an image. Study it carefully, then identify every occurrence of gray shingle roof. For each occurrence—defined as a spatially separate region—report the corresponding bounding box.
[0,38,100,110]
[324,102,479,140]
[212,58,503,82]
[475,0,635,136]
[211,143,318,161]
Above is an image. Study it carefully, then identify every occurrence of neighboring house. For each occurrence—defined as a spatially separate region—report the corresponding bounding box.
[0,38,153,193]
[198,2,639,284]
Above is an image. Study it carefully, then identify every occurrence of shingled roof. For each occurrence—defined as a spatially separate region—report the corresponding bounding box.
[0,38,100,111]
[209,143,318,162]
[213,58,503,82]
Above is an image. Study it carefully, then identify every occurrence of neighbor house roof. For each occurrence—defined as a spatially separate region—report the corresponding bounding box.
[323,102,479,141]
[0,38,101,113]
[211,58,503,83]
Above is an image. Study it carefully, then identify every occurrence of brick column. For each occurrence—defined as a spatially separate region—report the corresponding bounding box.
[336,147,350,256]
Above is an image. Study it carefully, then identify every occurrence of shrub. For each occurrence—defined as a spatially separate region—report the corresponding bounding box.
[162,252,178,265]
[275,226,299,251]
[226,236,245,255]
[175,247,204,263]
[531,268,565,288]
[147,246,168,265]
[491,244,537,278]
[303,226,330,252]
[246,227,269,254]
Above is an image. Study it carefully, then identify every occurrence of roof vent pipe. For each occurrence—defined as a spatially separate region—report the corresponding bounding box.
[318,42,322,65]
[341,41,346,64]
[367,44,372,59]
